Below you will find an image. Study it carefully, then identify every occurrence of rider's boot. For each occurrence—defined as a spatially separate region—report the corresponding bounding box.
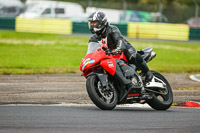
[131,53,153,82]
[139,61,153,82]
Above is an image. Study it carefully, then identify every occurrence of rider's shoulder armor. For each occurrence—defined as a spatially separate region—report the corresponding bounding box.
[109,25,120,34]
[89,34,99,43]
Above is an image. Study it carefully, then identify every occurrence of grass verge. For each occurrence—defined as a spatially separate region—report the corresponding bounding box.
[0,30,200,74]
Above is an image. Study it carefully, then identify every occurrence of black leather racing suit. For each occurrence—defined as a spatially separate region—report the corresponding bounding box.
[89,24,151,86]
[89,24,135,56]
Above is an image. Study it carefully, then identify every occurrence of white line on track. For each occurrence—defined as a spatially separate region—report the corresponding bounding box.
[190,74,200,82]
[0,103,151,108]
[1,104,200,109]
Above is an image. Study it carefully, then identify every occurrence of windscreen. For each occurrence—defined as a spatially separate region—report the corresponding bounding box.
[86,42,101,55]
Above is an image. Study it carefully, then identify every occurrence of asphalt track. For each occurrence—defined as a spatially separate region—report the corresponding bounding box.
[0,104,200,133]
[0,74,200,105]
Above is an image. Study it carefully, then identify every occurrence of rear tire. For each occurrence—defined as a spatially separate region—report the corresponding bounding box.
[86,75,118,110]
[147,71,173,110]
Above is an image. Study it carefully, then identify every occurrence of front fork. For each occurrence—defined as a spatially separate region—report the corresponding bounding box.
[87,72,108,88]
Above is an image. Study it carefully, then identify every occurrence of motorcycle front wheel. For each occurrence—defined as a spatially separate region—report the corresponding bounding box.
[86,75,118,110]
[147,71,173,110]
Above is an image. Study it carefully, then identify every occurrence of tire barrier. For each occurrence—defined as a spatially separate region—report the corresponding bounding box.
[128,22,189,41]
[15,17,72,34]
[0,17,200,41]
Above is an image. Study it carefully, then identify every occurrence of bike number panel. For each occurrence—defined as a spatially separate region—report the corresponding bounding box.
[100,59,116,76]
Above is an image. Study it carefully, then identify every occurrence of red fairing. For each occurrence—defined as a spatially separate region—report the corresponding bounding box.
[100,59,116,76]
[80,43,127,77]
[113,53,127,62]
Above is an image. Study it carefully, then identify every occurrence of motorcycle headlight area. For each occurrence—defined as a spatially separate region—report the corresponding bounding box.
[82,58,95,70]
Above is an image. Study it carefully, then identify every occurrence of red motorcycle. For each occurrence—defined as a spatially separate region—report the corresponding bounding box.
[80,42,173,110]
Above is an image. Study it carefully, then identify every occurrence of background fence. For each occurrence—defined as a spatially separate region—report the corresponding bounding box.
[0,18,15,30]
[0,17,200,41]
[73,22,127,36]
[189,28,200,40]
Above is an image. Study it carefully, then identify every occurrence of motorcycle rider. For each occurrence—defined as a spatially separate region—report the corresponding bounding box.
[88,11,153,91]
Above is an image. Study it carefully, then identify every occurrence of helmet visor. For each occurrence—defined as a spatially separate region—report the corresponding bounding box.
[90,21,99,26]
[88,21,99,29]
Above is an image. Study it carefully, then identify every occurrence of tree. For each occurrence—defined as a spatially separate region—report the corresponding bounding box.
[20,0,26,3]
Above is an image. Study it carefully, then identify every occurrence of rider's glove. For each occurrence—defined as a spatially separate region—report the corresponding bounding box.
[111,47,122,55]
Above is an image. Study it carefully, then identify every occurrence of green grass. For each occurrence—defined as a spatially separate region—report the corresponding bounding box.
[0,30,200,74]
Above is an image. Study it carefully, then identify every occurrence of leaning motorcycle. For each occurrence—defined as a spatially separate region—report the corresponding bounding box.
[80,42,173,110]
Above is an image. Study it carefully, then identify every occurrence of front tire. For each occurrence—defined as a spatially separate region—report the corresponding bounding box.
[147,71,173,110]
[86,75,118,110]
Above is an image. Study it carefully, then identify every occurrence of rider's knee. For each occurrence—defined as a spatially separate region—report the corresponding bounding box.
[136,53,144,64]
[124,48,137,63]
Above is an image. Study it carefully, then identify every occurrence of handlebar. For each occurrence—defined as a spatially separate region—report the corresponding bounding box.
[102,46,112,56]
[102,46,121,56]
[101,41,121,56]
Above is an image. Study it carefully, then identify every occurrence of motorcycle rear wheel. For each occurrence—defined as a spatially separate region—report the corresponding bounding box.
[86,75,118,110]
[147,71,173,110]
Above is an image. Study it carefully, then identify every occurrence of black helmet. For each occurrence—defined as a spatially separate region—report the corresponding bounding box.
[88,11,108,35]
